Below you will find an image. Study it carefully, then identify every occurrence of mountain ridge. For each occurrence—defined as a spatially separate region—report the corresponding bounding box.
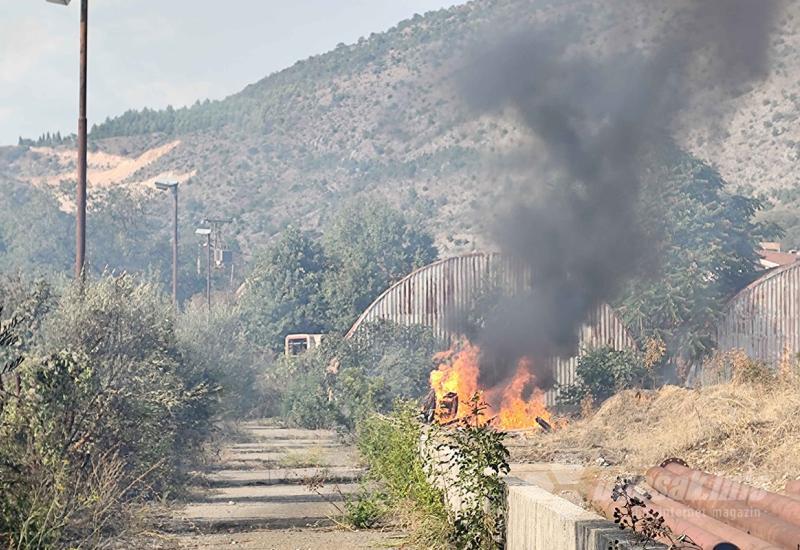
[4,0,800,263]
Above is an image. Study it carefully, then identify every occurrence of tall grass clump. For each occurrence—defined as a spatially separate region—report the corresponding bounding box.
[356,402,451,548]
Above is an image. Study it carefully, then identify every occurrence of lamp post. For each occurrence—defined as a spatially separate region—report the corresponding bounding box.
[47,0,88,280]
[155,181,179,308]
[195,227,212,314]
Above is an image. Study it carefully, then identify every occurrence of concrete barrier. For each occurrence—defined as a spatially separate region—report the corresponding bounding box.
[505,477,651,550]
[419,432,653,548]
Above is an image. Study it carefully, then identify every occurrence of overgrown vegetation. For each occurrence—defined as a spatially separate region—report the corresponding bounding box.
[357,403,449,544]
[179,300,269,418]
[428,397,510,549]
[618,147,780,373]
[557,346,649,409]
[276,320,436,430]
[356,398,510,549]
[240,198,437,351]
[1,3,796,548]
[0,274,258,547]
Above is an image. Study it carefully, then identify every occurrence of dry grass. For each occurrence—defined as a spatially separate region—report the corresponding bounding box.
[514,361,800,491]
[278,447,328,469]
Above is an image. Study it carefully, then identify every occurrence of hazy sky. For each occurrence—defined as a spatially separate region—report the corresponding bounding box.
[0,0,460,146]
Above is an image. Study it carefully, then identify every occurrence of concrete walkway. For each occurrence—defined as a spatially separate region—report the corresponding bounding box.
[171,422,401,549]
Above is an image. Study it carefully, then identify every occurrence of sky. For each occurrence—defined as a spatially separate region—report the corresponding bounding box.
[0,0,460,146]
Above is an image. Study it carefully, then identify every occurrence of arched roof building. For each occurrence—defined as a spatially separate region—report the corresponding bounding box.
[346,253,636,402]
[717,262,800,365]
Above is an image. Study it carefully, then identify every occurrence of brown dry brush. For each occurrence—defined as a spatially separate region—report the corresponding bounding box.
[516,352,800,489]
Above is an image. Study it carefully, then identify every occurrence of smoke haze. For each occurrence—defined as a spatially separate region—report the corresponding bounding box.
[461,0,786,388]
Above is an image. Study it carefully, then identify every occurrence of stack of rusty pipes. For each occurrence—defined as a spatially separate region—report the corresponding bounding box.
[588,460,800,549]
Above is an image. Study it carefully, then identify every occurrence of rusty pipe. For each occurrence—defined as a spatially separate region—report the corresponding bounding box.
[586,479,728,549]
[647,466,800,549]
[641,485,782,550]
[786,480,800,497]
[664,462,800,528]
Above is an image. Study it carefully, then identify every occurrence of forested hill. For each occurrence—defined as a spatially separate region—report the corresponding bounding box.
[4,0,800,265]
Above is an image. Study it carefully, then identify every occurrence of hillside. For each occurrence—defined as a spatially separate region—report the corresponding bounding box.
[3,0,800,267]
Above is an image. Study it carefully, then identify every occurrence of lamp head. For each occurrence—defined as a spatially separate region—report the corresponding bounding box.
[155,181,179,191]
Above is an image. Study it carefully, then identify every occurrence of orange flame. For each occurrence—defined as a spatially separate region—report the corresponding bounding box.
[429,341,553,430]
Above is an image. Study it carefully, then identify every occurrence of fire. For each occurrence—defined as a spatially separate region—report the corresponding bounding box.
[493,359,552,429]
[429,340,553,430]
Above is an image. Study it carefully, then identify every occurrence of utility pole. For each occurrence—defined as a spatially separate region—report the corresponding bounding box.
[206,231,211,314]
[155,181,179,308]
[204,217,234,288]
[76,0,88,280]
[46,0,88,280]
[172,188,179,307]
[195,227,212,315]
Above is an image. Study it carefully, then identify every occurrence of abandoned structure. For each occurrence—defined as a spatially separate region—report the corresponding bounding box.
[346,253,636,403]
[284,333,324,357]
[717,261,800,365]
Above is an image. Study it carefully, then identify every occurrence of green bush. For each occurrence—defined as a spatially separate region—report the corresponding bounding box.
[434,403,509,549]
[341,489,385,529]
[0,275,221,546]
[357,403,450,547]
[557,346,646,407]
[357,400,510,549]
[279,356,338,429]
[0,352,141,547]
[276,321,436,430]
[38,276,218,484]
[177,302,267,418]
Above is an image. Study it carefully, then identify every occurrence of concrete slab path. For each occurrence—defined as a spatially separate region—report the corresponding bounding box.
[171,422,401,549]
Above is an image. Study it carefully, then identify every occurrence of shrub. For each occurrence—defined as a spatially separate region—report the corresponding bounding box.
[558,346,646,408]
[421,396,510,550]
[0,275,220,546]
[444,427,508,548]
[358,399,511,549]
[37,275,218,486]
[357,403,450,547]
[280,358,338,429]
[0,352,149,547]
[177,302,267,418]
[341,489,385,529]
[277,321,436,430]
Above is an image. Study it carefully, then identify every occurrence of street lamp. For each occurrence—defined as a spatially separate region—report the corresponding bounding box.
[155,181,179,308]
[195,227,212,314]
[47,0,88,280]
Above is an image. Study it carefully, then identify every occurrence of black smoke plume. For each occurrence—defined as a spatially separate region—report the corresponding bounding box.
[460,0,785,388]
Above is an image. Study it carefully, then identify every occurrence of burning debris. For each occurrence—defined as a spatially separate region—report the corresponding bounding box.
[437,392,460,424]
[427,339,554,431]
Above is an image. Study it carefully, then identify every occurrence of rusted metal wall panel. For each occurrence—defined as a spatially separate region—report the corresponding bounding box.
[717,263,800,365]
[347,253,636,404]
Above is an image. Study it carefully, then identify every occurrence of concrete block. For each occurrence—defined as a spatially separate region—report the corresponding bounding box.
[505,477,652,550]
